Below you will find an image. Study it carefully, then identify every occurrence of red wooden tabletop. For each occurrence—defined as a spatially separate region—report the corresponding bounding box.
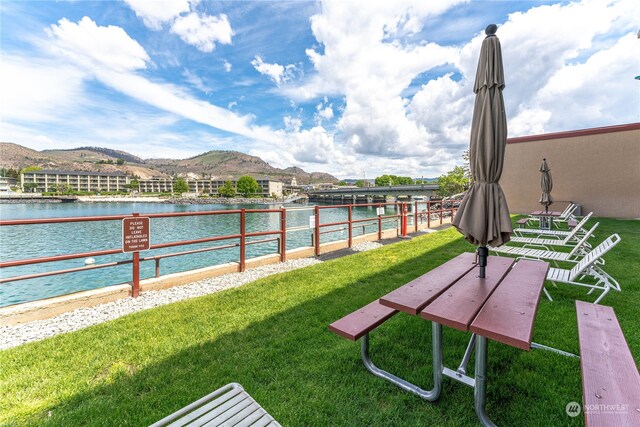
[379,252,476,315]
[530,210,561,217]
[420,256,514,332]
[377,252,549,350]
[470,259,549,350]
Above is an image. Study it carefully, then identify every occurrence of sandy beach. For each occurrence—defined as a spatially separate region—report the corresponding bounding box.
[76,195,165,203]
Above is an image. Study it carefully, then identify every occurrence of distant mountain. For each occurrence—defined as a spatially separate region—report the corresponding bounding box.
[145,150,338,183]
[0,143,338,183]
[44,146,144,164]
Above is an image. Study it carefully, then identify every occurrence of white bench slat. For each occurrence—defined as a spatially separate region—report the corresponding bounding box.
[199,395,253,426]
[150,383,281,427]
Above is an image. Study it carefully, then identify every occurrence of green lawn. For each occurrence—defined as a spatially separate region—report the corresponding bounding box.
[1,218,638,426]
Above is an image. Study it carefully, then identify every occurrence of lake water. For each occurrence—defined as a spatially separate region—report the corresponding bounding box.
[0,202,401,306]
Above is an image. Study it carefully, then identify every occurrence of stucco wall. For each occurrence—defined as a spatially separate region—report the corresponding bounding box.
[500,123,640,219]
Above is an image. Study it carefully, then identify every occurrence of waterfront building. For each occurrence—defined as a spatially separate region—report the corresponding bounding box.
[20,170,130,193]
[210,178,283,198]
[135,177,283,197]
[0,177,17,193]
[138,177,174,193]
[188,179,214,195]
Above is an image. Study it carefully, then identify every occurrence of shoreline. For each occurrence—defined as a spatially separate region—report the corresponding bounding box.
[0,195,292,205]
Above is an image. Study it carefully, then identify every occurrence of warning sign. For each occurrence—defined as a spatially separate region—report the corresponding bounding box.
[122,217,150,252]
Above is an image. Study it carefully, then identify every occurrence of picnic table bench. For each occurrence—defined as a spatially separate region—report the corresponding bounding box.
[150,383,281,427]
[329,252,549,426]
[576,301,640,426]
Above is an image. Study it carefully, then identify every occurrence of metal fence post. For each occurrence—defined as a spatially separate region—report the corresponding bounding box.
[131,212,140,297]
[240,209,246,272]
[428,201,431,228]
[414,201,419,232]
[402,202,408,237]
[348,205,353,248]
[314,205,320,256]
[378,204,382,240]
[280,208,287,262]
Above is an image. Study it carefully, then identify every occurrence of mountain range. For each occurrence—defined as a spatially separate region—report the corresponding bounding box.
[0,143,338,183]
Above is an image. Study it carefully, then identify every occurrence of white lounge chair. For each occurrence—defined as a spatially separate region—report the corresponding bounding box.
[490,223,599,266]
[514,212,593,238]
[545,234,622,304]
[509,220,598,249]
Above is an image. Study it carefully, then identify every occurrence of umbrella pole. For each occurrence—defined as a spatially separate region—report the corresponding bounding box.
[477,246,488,278]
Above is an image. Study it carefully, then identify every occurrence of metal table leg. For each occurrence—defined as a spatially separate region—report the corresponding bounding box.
[360,322,443,401]
[474,336,497,427]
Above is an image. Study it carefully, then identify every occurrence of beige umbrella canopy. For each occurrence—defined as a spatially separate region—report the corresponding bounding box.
[539,158,553,212]
[452,24,512,277]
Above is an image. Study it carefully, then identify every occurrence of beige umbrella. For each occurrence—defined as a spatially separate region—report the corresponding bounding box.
[452,24,512,278]
[539,158,553,213]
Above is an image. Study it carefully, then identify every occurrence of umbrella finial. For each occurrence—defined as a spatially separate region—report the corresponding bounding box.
[485,24,497,36]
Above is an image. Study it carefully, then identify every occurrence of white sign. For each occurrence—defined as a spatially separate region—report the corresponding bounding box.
[376,207,385,216]
[309,215,316,228]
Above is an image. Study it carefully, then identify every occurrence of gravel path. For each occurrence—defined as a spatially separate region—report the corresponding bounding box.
[350,241,384,252]
[0,257,321,351]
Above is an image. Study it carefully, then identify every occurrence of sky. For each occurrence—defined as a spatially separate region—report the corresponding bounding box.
[1,0,638,179]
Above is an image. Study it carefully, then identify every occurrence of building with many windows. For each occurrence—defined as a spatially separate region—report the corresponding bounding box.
[0,176,17,193]
[209,178,283,198]
[137,178,174,193]
[20,170,130,193]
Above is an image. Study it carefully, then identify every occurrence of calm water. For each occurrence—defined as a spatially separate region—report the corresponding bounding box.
[0,202,401,306]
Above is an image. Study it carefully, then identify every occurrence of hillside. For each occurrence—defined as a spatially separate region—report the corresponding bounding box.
[0,143,338,183]
[43,147,144,164]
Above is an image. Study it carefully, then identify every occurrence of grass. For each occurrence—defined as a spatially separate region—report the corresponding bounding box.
[1,217,638,426]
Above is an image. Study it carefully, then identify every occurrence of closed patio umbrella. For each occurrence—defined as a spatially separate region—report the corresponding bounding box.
[452,24,512,278]
[539,158,553,213]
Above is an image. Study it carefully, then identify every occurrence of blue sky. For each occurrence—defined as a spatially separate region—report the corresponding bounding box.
[1,0,638,179]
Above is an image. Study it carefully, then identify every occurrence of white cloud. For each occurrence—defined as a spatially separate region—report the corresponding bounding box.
[315,99,334,123]
[278,0,639,178]
[182,68,210,93]
[223,60,232,72]
[0,56,87,123]
[251,56,301,85]
[123,0,191,30]
[46,17,150,72]
[291,1,462,162]
[42,17,280,146]
[283,116,302,132]
[170,12,234,52]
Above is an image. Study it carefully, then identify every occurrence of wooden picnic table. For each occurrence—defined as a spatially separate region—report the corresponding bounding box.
[530,210,562,230]
[377,252,549,426]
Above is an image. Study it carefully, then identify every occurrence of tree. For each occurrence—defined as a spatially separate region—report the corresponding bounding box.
[1,168,20,179]
[355,179,367,188]
[173,178,189,194]
[21,166,42,174]
[374,175,414,186]
[236,176,259,197]
[116,158,125,165]
[126,179,139,192]
[23,182,38,193]
[338,181,349,186]
[375,175,394,186]
[437,166,467,197]
[218,180,236,198]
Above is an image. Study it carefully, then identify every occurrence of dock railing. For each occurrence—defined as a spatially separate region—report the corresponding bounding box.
[0,201,456,305]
